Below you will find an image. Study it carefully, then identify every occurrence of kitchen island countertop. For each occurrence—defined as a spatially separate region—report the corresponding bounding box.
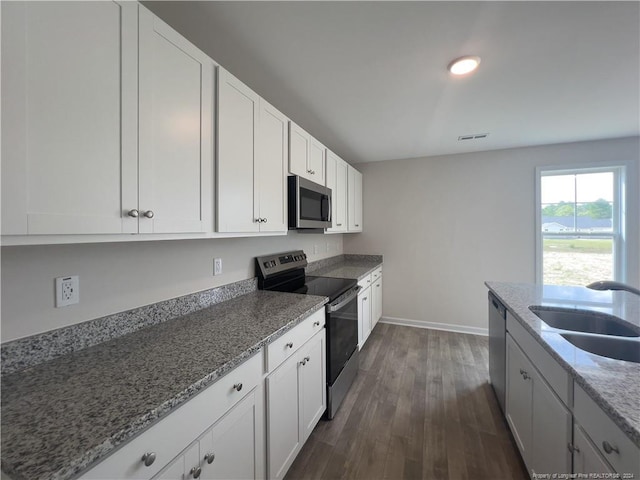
[486,281,640,448]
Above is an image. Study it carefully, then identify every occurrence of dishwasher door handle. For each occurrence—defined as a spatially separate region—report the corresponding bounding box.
[327,286,361,313]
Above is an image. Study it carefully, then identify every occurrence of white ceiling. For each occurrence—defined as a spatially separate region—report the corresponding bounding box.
[145,1,640,164]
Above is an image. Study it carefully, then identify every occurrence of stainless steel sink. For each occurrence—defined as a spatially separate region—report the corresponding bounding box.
[529,306,640,337]
[560,334,640,363]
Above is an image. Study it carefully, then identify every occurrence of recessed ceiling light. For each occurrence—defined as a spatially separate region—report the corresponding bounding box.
[447,55,481,76]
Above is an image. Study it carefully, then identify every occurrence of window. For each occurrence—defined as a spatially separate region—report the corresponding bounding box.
[536,166,626,286]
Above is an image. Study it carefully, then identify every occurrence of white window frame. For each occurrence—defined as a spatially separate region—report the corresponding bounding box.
[535,164,627,285]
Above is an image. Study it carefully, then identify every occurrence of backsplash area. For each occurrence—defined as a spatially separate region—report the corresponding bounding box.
[1,233,343,343]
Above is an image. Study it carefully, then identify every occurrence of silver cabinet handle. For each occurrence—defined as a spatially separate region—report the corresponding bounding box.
[255,218,261,223]
[143,210,154,219]
[141,452,156,467]
[602,441,619,454]
[307,169,313,173]
[300,356,310,366]
[355,224,360,227]
[363,297,368,301]
[190,466,202,479]
[337,223,342,226]
[313,321,320,326]
[376,284,380,287]
[128,209,139,218]
[567,443,580,453]
[233,383,243,392]
[286,342,294,349]
[262,218,267,223]
[204,453,215,464]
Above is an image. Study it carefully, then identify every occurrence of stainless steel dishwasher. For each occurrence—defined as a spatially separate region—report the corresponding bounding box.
[488,291,507,413]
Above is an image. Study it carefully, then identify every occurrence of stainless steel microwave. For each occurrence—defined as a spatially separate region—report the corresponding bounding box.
[288,176,332,229]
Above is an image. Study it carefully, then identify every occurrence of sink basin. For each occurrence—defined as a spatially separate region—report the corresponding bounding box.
[560,334,640,363]
[529,306,640,337]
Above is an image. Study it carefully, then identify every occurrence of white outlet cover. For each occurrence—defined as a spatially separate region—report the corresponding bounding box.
[213,258,223,276]
[56,276,79,307]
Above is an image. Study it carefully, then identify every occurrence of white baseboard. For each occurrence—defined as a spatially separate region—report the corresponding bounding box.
[380,316,488,337]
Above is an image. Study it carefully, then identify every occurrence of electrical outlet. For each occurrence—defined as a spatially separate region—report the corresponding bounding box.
[214,258,223,276]
[56,276,79,307]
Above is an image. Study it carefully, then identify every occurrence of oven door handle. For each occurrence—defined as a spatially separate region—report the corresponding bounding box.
[327,286,361,313]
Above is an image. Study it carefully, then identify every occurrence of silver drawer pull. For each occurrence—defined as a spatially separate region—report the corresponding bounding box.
[300,356,311,366]
[190,466,202,478]
[143,210,154,219]
[313,321,320,326]
[128,209,139,218]
[141,452,156,467]
[602,441,619,454]
[286,342,294,349]
[204,453,215,464]
[233,383,243,392]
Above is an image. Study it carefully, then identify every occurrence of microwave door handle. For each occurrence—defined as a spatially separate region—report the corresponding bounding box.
[327,194,332,223]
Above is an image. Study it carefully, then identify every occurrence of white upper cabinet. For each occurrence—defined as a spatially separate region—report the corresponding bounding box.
[325,150,348,233]
[288,122,325,185]
[217,68,288,233]
[138,6,214,234]
[1,1,138,235]
[1,2,214,237]
[217,68,260,233]
[347,165,363,232]
[256,100,289,232]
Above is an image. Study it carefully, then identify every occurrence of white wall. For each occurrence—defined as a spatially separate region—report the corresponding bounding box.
[1,233,343,342]
[344,137,640,333]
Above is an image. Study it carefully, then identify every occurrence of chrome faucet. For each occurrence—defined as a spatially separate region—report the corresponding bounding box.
[586,281,640,296]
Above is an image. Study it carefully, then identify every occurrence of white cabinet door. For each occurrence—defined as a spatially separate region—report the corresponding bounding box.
[289,122,311,180]
[359,286,372,348]
[573,424,615,475]
[347,166,363,232]
[308,138,326,185]
[288,122,325,185]
[257,100,288,232]
[371,276,383,329]
[1,1,138,235]
[299,330,326,441]
[217,68,260,233]
[138,6,214,234]
[325,151,348,233]
[155,443,200,480]
[505,334,533,466]
[530,364,571,475]
[266,353,302,480]
[201,388,265,480]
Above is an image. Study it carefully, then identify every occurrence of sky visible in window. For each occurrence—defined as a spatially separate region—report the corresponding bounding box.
[541,172,613,204]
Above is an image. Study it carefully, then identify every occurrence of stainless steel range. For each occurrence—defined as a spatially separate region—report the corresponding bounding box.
[256,250,360,419]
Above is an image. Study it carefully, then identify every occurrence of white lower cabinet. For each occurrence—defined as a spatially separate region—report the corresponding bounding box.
[572,423,615,475]
[155,387,264,480]
[358,285,372,349]
[505,334,571,476]
[81,353,263,480]
[266,328,326,480]
[370,268,383,329]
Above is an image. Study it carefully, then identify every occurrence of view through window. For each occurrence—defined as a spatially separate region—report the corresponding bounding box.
[539,168,622,286]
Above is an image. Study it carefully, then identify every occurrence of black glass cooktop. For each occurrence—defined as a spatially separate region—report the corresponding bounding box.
[295,276,357,301]
[265,275,357,302]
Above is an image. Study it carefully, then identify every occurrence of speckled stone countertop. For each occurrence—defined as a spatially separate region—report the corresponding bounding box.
[1,291,327,480]
[486,282,640,447]
[308,255,382,281]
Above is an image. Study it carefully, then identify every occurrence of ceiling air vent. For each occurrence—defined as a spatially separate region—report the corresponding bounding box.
[458,133,489,141]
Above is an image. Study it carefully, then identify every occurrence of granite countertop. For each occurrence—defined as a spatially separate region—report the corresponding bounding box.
[1,290,328,480]
[485,282,640,447]
[309,256,382,281]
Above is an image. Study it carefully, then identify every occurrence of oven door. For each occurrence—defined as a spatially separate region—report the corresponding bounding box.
[288,175,332,229]
[326,286,360,385]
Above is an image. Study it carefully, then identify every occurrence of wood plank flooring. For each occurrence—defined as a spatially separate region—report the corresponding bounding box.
[285,323,528,480]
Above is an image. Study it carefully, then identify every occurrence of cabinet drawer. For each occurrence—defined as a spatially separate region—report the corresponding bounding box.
[506,311,571,405]
[82,352,263,480]
[371,267,382,281]
[266,309,325,373]
[358,274,372,289]
[574,383,639,476]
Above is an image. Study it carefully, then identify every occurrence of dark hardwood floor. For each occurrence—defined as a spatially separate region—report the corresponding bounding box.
[285,323,528,480]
